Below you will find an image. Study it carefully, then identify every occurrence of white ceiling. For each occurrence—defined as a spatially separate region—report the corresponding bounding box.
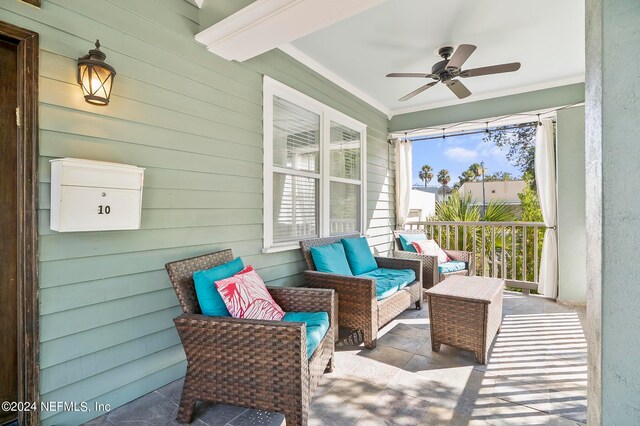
[290,0,585,116]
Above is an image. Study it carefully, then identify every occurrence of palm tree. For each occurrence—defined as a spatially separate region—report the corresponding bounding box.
[458,169,477,185]
[435,191,480,221]
[471,162,484,177]
[435,191,517,222]
[437,169,450,199]
[418,164,433,187]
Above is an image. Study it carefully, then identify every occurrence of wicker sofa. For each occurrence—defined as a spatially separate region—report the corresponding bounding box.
[393,229,475,290]
[299,234,422,349]
[165,249,336,426]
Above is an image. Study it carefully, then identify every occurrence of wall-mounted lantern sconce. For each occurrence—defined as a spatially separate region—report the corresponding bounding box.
[77,40,116,105]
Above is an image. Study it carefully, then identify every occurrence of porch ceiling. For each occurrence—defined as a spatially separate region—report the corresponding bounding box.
[290,0,585,116]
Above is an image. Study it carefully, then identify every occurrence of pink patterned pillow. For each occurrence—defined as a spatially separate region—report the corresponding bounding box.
[411,239,450,264]
[236,265,254,275]
[215,268,284,321]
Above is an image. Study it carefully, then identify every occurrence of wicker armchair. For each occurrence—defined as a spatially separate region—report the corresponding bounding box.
[393,229,475,290]
[165,249,336,426]
[299,234,422,349]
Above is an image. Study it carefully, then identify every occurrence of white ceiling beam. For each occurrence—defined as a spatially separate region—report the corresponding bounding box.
[195,0,385,62]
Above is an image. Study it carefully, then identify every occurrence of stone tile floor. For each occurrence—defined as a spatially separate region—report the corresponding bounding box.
[84,292,587,426]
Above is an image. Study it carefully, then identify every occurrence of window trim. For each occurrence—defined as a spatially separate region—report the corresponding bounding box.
[263,76,367,253]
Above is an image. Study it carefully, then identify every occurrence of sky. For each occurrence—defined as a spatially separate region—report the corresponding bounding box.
[411,132,521,188]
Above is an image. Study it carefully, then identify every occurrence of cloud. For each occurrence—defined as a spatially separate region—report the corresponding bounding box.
[477,142,510,165]
[444,147,478,162]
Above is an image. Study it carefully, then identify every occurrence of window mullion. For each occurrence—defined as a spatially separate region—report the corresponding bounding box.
[329,176,362,185]
[361,128,367,236]
[273,166,320,180]
[320,111,330,237]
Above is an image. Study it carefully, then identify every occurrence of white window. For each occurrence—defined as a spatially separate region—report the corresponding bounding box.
[263,77,367,252]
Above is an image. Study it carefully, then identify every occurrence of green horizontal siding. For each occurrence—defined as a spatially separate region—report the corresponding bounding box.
[0,0,394,424]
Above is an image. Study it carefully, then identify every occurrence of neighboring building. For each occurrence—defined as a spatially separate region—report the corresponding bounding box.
[460,180,527,216]
[413,185,453,202]
[406,189,436,223]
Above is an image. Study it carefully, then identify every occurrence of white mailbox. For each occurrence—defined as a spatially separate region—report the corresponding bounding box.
[50,158,145,232]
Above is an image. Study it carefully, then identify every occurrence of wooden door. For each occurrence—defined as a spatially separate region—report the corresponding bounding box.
[0,35,19,425]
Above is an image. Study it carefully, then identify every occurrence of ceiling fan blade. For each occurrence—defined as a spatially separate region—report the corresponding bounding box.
[399,81,438,101]
[460,62,521,78]
[386,72,437,78]
[445,44,477,70]
[446,80,472,99]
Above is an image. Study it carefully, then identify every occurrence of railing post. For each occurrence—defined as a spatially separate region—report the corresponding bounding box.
[491,225,497,278]
[501,225,506,279]
[534,226,539,286]
[472,224,477,276]
[523,225,528,283]
[481,226,486,277]
[463,225,467,252]
[446,225,451,249]
[511,225,517,281]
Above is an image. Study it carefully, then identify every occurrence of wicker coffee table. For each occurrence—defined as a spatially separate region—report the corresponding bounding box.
[425,275,504,364]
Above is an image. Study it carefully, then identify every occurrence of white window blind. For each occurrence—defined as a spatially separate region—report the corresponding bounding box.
[329,121,362,235]
[273,96,320,172]
[273,174,318,242]
[263,77,367,252]
[330,121,361,180]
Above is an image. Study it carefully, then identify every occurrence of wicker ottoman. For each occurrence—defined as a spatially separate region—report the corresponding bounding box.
[425,275,504,364]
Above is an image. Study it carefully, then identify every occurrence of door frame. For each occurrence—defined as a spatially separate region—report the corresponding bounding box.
[0,20,39,426]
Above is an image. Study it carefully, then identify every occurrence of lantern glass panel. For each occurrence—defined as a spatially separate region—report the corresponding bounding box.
[79,63,113,105]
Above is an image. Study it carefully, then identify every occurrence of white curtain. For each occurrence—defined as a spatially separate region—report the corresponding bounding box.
[395,138,413,228]
[535,119,558,298]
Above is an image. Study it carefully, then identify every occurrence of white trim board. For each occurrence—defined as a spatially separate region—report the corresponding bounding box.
[195,0,384,62]
[390,75,585,116]
[279,44,391,118]
[262,76,368,253]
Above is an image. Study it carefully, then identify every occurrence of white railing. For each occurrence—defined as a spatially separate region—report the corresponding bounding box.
[406,221,546,294]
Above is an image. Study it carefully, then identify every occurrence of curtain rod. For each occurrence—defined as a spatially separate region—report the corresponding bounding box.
[409,123,540,143]
[401,101,582,141]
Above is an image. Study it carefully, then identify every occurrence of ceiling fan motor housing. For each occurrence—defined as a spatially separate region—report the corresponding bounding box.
[438,46,454,59]
[432,59,451,76]
[432,46,457,76]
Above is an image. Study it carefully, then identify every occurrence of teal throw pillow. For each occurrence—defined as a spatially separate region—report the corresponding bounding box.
[398,233,427,252]
[310,243,353,275]
[341,237,378,275]
[193,257,244,316]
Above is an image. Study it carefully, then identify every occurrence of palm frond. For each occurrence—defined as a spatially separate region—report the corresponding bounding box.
[483,200,517,222]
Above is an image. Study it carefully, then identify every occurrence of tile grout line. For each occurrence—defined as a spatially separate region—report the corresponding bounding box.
[224,408,250,426]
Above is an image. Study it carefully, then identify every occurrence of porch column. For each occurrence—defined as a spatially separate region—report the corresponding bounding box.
[586,0,640,424]
[556,106,586,304]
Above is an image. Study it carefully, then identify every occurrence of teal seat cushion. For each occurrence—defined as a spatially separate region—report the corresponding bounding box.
[310,243,353,275]
[282,312,330,359]
[398,233,427,253]
[341,237,378,275]
[358,268,416,301]
[438,261,467,274]
[193,257,244,316]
